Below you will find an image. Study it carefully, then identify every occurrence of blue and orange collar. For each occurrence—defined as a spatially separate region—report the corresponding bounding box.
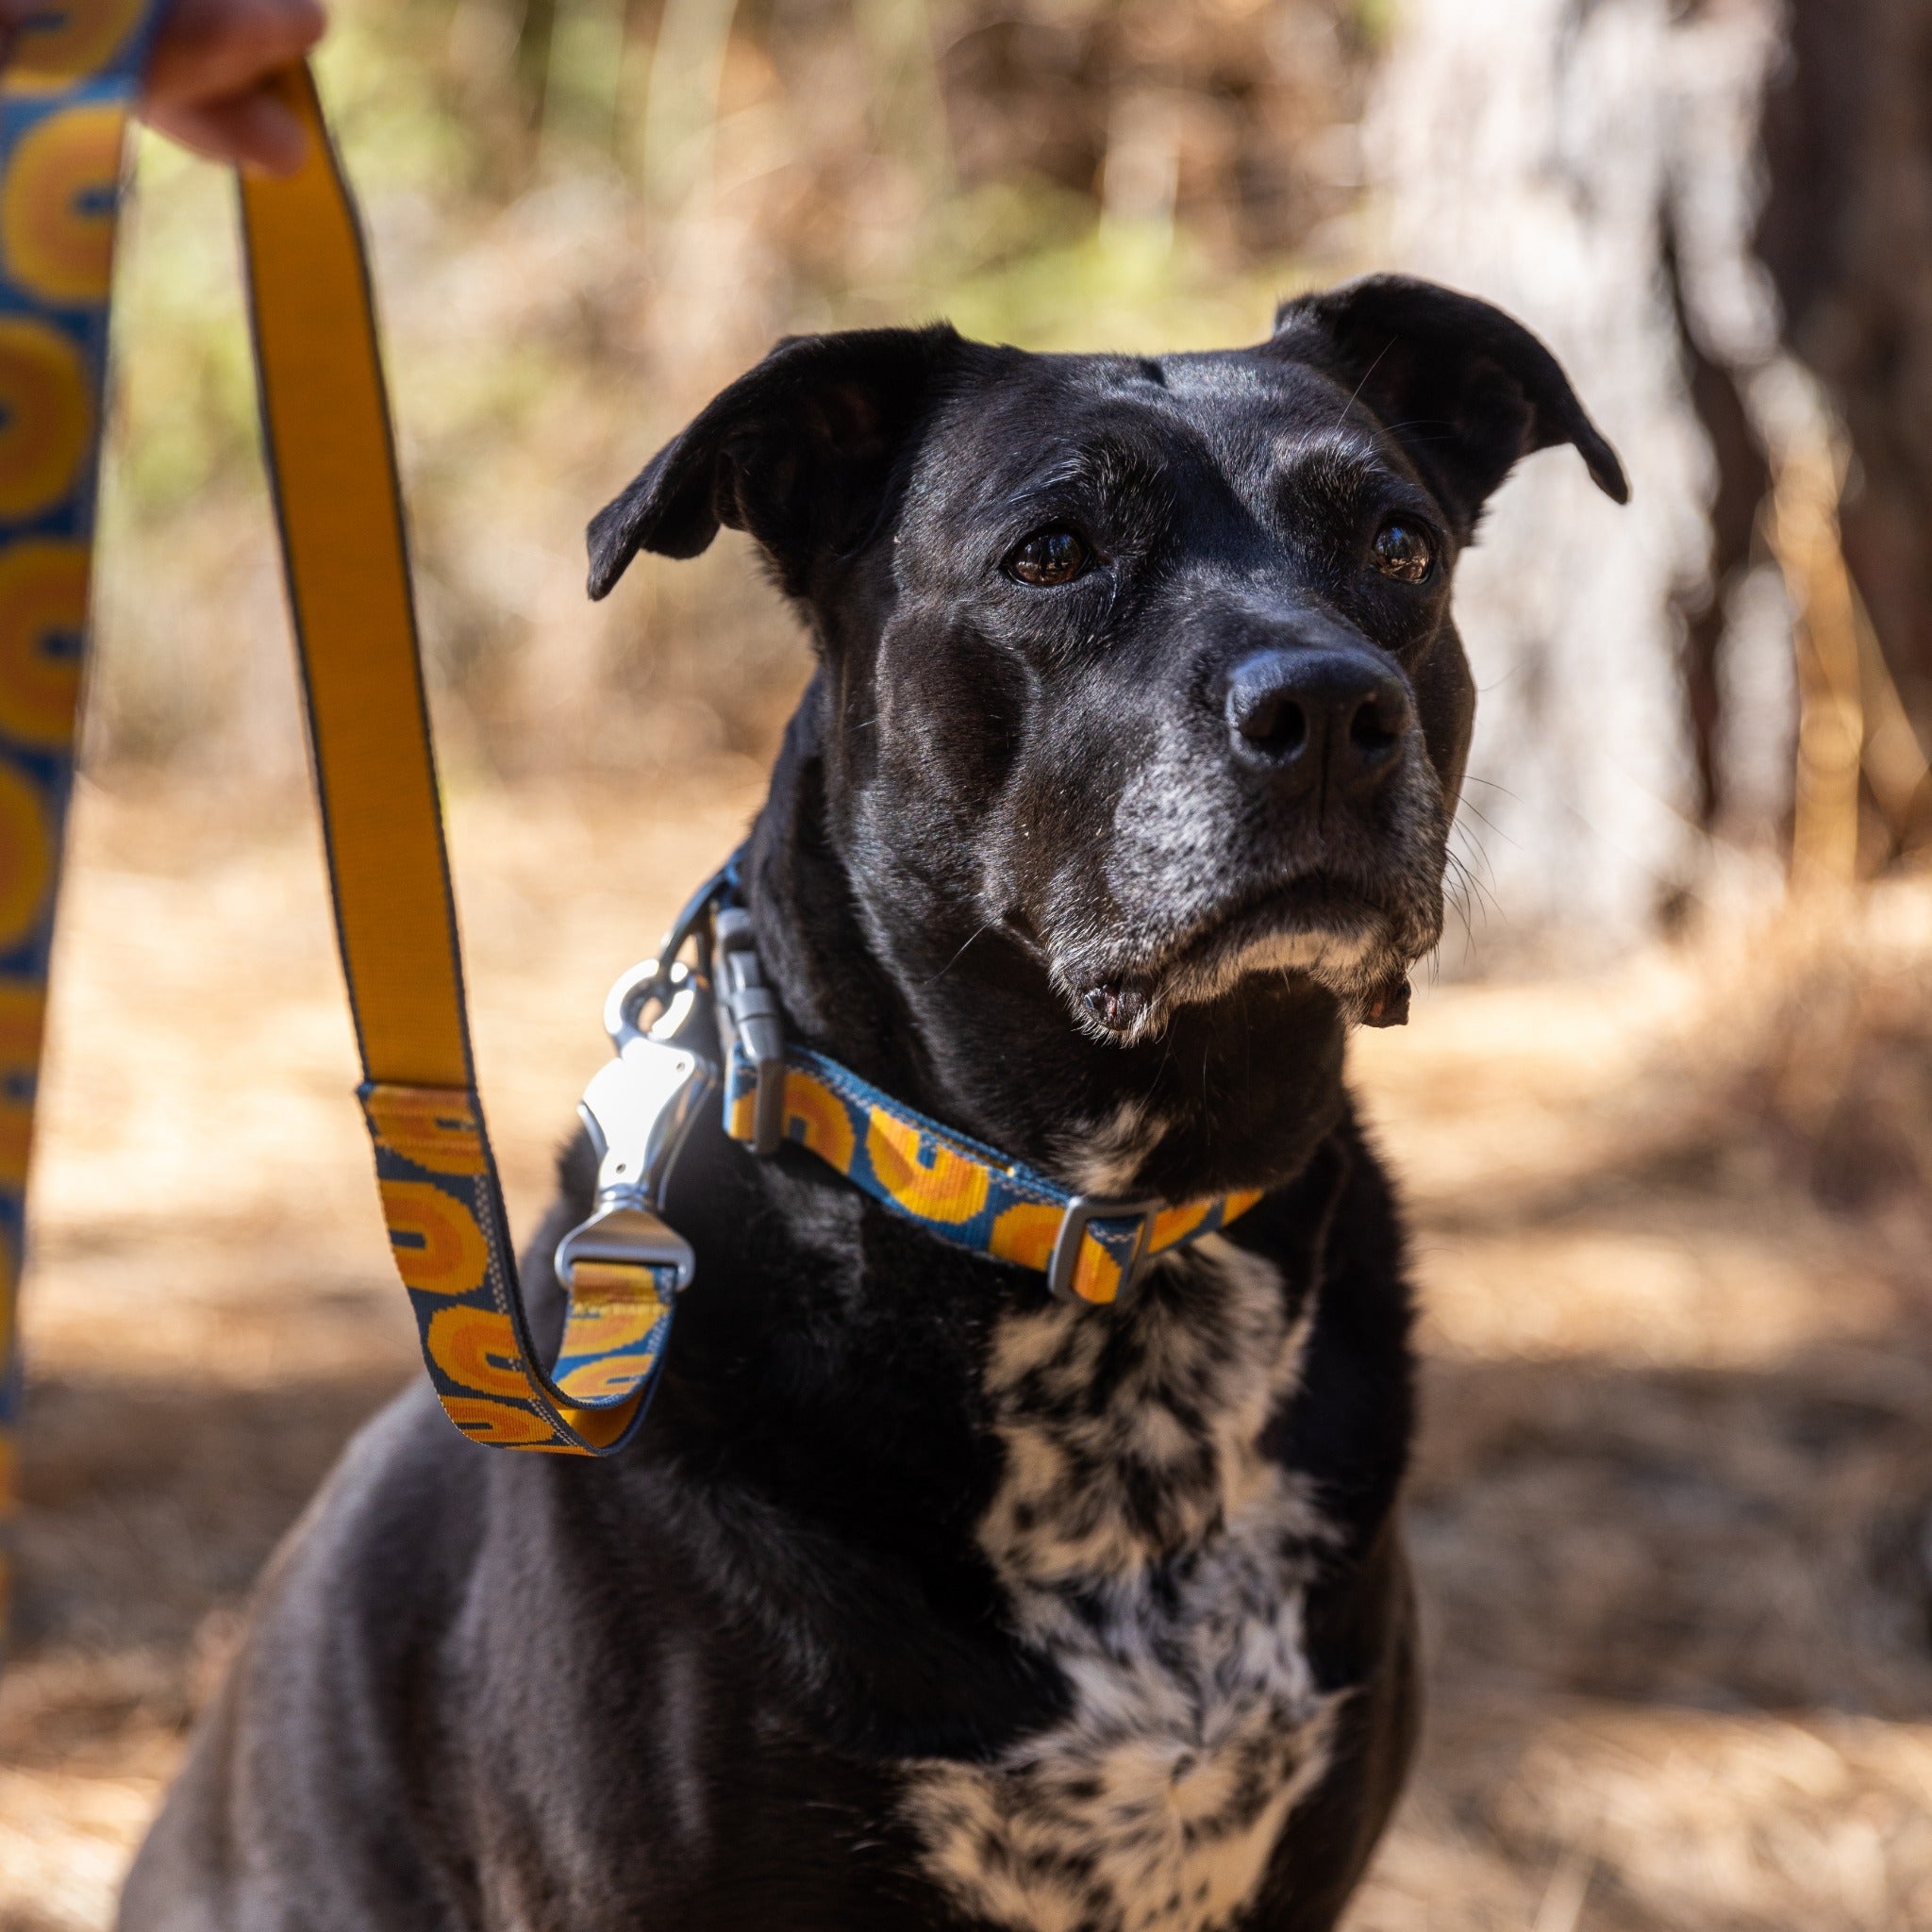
[704,871,1261,1307]
[514,859,1265,1457]
[721,1038,1260,1305]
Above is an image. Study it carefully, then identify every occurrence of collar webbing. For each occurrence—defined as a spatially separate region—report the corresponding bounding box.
[722,1040,1261,1305]
[703,891,1261,1305]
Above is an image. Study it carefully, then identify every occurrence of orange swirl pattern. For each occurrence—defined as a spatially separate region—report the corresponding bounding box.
[378,1177,489,1296]
[724,1039,1264,1306]
[365,1083,489,1174]
[3,0,147,92]
[359,1081,676,1457]
[440,1396,558,1447]
[0,981,45,1189]
[990,1199,1063,1271]
[1072,1242,1124,1306]
[0,541,88,745]
[0,763,49,952]
[780,1066,858,1172]
[427,1305,531,1400]
[866,1109,991,1226]
[3,105,125,305]
[0,317,89,520]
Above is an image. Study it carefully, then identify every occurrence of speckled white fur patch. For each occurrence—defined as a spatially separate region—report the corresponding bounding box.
[905,1237,1341,1932]
[1056,1099,1168,1197]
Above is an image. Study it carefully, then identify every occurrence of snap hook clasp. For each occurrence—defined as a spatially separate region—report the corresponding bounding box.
[555,959,717,1293]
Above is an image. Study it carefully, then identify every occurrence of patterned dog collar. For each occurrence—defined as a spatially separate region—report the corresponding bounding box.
[722,1038,1260,1305]
[708,888,1260,1307]
[545,863,1264,1455]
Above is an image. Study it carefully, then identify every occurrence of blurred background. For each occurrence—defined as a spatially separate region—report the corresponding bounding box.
[8,0,1932,1925]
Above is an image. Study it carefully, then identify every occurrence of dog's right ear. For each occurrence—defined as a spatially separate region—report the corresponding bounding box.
[587,325,967,600]
[1269,275,1627,536]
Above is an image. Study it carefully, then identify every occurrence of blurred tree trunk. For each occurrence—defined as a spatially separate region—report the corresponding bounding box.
[1758,0,1932,798]
[1368,0,1932,955]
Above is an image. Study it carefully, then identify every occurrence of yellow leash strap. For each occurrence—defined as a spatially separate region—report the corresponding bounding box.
[238,66,672,1457]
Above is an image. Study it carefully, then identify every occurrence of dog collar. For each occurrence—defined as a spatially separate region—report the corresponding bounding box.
[714,912,1261,1305]
[557,862,1262,1317]
[724,1041,1260,1303]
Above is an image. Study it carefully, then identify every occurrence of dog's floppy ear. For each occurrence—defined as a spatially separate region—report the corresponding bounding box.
[1270,275,1628,534]
[587,324,967,599]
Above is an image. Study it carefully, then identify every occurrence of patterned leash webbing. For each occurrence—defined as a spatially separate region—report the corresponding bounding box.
[0,43,676,1659]
[238,68,676,1457]
[0,0,167,1657]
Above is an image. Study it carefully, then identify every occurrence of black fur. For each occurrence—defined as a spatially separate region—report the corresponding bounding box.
[122,275,1623,1932]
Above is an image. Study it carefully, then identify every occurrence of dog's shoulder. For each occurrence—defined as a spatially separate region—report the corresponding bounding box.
[121,1383,493,1929]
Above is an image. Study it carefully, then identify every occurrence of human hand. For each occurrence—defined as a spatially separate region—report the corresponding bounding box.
[142,0,326,175]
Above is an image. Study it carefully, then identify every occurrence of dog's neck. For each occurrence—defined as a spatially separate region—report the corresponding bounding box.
[738,684,1350,1205]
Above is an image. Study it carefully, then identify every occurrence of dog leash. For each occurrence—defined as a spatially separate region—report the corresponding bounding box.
[238,68,682,1457]
[0,0,175,1653]
[0,40,683,1667]
[235,77,1263,1446]
[0,38,1267,1655]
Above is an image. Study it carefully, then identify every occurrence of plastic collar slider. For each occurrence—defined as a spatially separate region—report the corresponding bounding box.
[715,907,786,1156]
[1047,1194,1166,1305]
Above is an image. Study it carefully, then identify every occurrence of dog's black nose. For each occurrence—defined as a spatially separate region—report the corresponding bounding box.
[1224,648,1412,802]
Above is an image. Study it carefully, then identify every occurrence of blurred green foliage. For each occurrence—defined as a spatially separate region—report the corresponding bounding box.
[91,0,1371,779]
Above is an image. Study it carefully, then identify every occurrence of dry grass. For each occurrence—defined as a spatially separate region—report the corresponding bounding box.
[5,774,1932,1930]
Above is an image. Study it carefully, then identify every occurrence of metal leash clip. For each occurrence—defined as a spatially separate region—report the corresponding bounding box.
[714,906,786,1156]
[554,956,719,1293]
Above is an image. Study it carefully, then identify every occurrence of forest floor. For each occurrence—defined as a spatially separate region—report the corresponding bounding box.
[4,771,1932,1932]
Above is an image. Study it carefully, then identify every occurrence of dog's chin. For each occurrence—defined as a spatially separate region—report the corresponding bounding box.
[1054,876,1441,1048]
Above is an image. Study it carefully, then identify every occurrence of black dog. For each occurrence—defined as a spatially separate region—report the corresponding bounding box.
[122,275,1624,1932]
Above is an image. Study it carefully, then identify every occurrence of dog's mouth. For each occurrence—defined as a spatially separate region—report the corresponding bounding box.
[1053,869,1437,1044]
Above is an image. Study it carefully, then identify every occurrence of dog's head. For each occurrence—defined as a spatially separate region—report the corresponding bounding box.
[590,276,1624,1054]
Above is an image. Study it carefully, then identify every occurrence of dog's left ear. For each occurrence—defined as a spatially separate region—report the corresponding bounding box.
[1270,275,1628,534]
[587,324,971,600]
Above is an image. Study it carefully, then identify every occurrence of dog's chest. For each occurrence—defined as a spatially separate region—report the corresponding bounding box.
[904,1239,1340,1932]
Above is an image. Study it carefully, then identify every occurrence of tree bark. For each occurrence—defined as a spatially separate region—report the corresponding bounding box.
[1368,0,1803,951]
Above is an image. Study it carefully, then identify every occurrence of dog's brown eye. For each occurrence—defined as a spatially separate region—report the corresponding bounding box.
[1372,520,1434,584]
[1007,528,1090,586]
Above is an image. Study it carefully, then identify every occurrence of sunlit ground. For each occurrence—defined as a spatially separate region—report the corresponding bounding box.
[4,773,1931,1931]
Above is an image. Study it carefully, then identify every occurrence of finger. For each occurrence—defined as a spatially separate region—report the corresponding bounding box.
[145,0,325,109]
[141,84,309,176]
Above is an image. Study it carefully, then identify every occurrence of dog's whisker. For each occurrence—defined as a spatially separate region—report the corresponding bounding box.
[1461,774,1521,803]
[1328,339,1394,428]
[1454,795,1518,853]
[925,922,994,984]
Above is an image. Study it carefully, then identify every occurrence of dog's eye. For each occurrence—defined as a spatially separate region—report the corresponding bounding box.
[1006,528,1091,587]
[1372,520,1435,584]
